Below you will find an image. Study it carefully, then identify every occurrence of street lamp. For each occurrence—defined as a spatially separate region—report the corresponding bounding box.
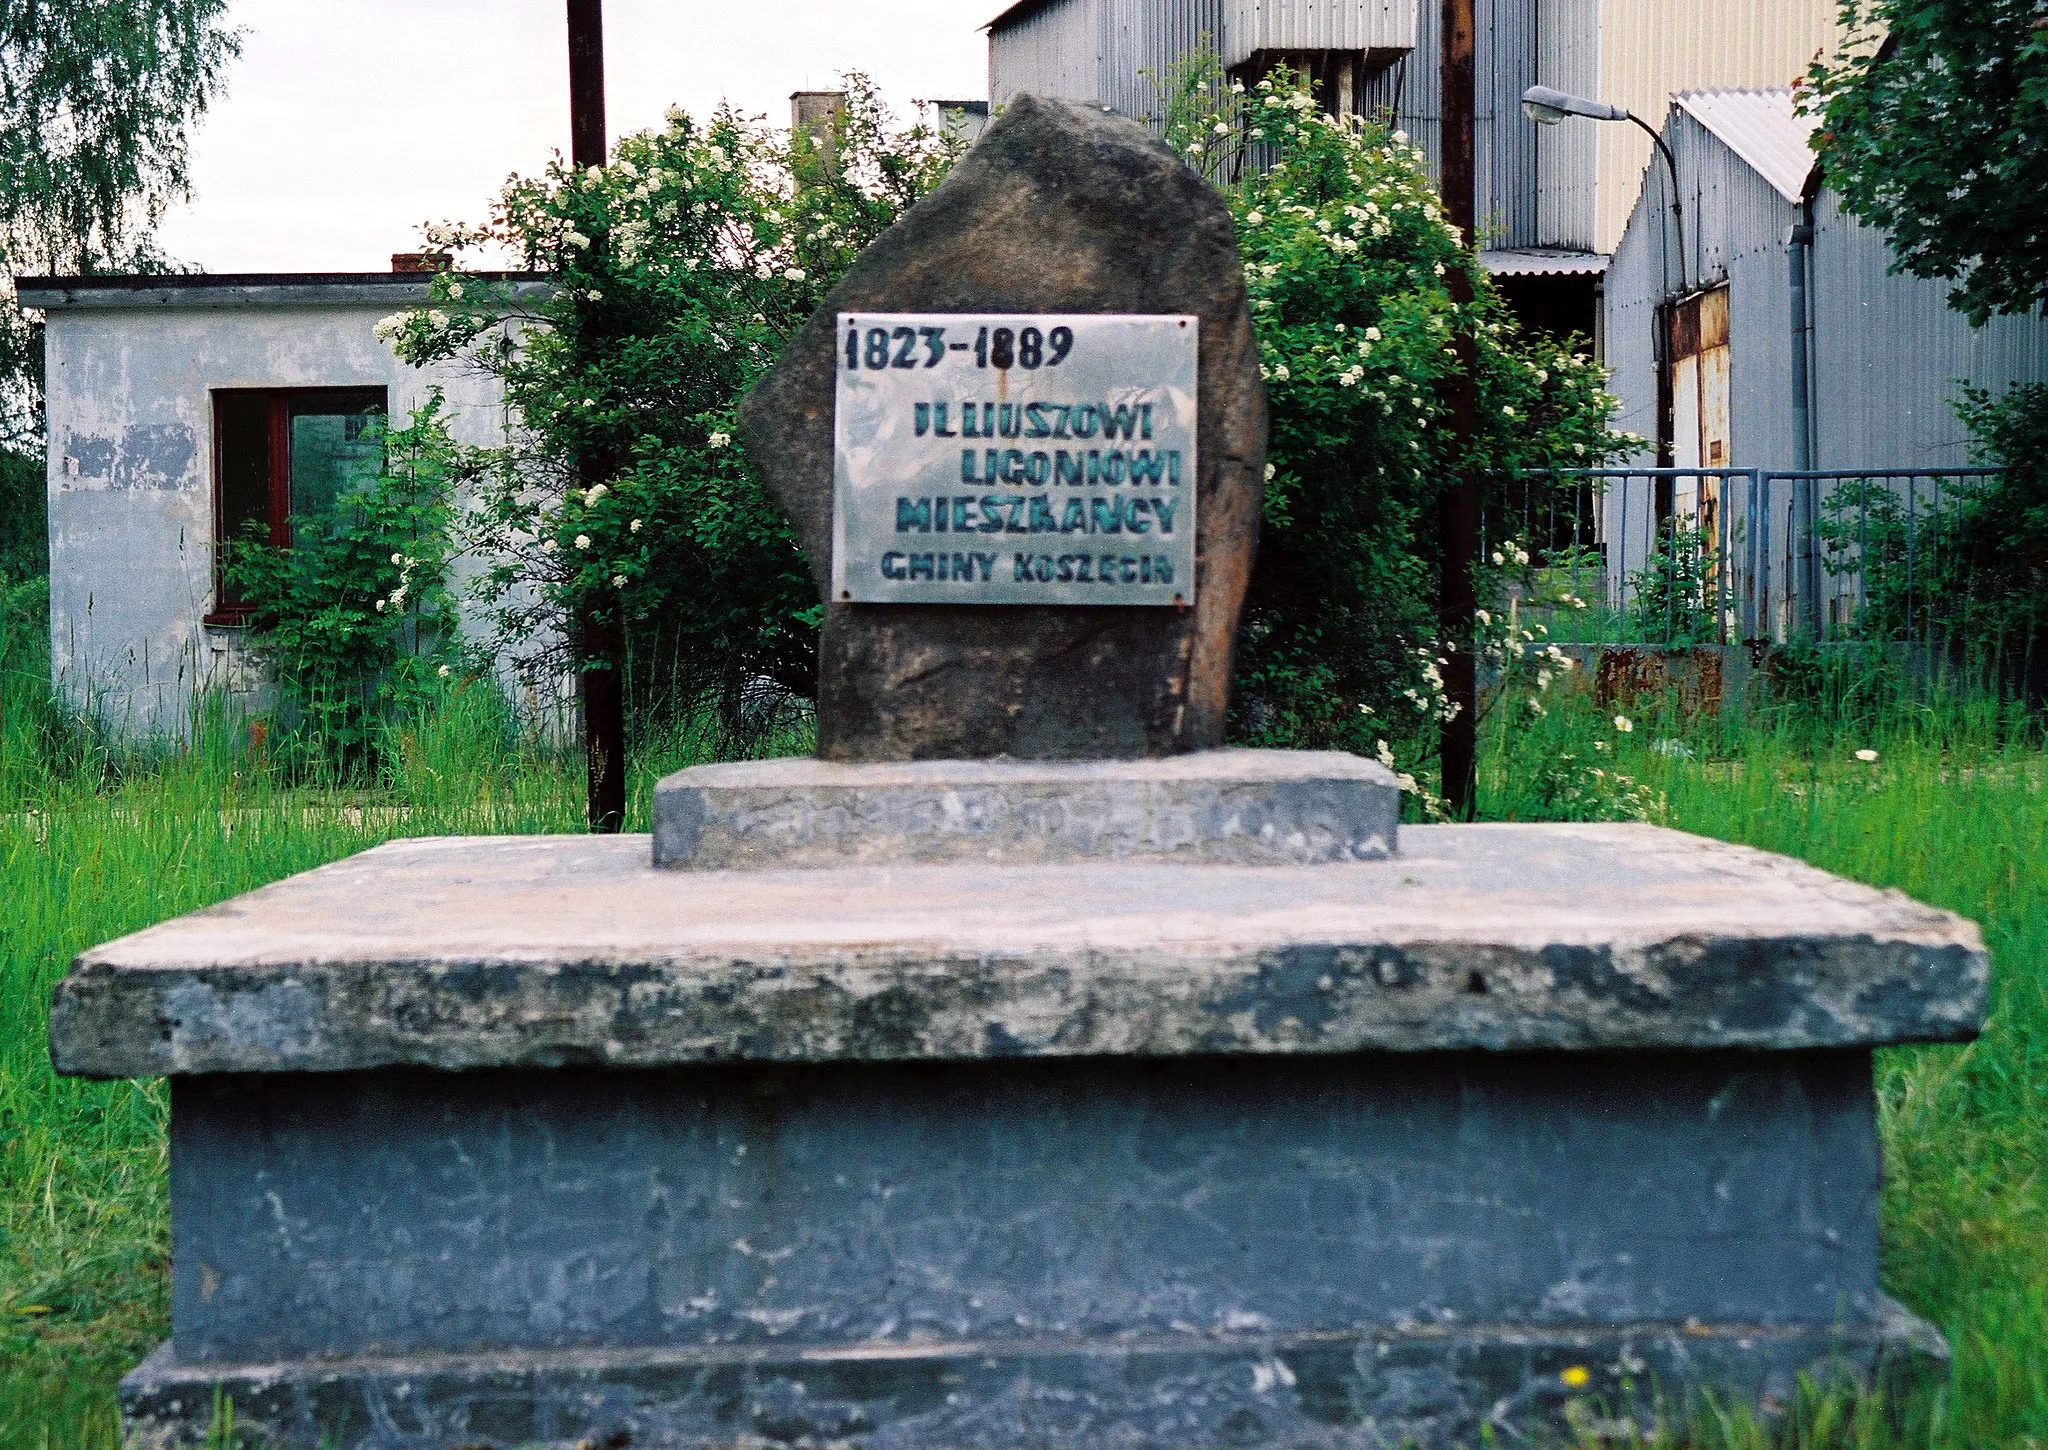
[1521,84,1686,295]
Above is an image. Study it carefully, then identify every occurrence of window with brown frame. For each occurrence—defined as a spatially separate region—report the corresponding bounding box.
[209,387,388,623]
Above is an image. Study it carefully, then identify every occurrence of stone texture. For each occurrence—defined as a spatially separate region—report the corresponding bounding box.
[738,93,1267,761]
[120,1050,1944,1449]
[49,824,1988,1078]
[167,1054,1881,1363]
[120,1307,1946,1450]
[651,749,1399,869]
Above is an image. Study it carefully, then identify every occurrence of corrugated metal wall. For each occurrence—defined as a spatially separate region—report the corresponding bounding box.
[1392,0,1439,171]
[1625,109,2048,474]
[1601,108,2048,614]
[1535,0,1598,250]
[1606,109,1803,462]
[1107,0,1226,123]
[990,0,1109,111]
[1601,109,1800,607]
[1002,0,1371,127]
[1479,0,1540,248]
[1222,0,1417,69]
[1600,170,1662,450]
[1396,0,1546,250]
[1810,192,2048,472]
[990,0,1840,252]
[1592,0,1838,255]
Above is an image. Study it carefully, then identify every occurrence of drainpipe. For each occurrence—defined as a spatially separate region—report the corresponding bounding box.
[1787,201,1819,637]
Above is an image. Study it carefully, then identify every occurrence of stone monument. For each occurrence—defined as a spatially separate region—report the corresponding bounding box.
[741,93,1266,762]
[51,96,1987,1450]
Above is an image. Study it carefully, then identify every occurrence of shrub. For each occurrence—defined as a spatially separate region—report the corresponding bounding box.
[223,396,471,771]
[1156,48,1634,781]
[385,76,960,745]
[1815,384,2048,662]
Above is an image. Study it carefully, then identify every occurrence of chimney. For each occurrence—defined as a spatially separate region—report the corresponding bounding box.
[390,252,450,274]
[790,90,847,169]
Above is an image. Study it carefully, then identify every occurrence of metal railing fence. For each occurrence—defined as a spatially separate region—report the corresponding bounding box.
[1495,467,2008,648]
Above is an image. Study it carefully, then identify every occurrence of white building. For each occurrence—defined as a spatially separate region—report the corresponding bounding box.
[18,265,548,736]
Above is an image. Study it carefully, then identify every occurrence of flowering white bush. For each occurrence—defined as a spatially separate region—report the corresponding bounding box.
[384,75,959,724]
[1156,49,1634,800]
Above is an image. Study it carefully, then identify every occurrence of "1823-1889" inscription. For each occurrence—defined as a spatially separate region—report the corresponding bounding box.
[832,312,1197,608]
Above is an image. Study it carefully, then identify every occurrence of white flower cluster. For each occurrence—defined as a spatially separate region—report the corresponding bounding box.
[373,552,422,615]
[1374,737,1449,820]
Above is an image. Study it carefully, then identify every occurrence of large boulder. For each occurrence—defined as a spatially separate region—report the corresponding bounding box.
[740,93,1267,761]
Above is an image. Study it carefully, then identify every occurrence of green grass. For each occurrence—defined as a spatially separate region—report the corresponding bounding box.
[1480,665,2048,1447]
[0,587,810,1445]
[4,598,2045,1444]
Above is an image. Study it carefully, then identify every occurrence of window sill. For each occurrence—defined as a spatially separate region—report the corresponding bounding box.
[203,610,254,629]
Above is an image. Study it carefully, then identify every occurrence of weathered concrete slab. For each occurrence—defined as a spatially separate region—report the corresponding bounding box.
[121,1303,1945,1450]
[739,93,1267,762]
[50,825,1987,1078]
[167,1054,1880,1363]
[123,1050,1942,1449]
[651,749,1400,868]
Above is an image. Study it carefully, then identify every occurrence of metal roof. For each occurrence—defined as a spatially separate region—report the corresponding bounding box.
[15,271,552,311]
[1480,249,1610,277]
[1672,89,1820,205]
[984,0,1060,32]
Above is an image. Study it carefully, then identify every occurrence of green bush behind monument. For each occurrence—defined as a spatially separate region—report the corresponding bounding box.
[359,63,1630,788]
[1153,48,1633,768]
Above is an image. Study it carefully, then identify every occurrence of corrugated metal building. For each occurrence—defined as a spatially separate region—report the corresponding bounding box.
[1600,88,2048,629]
[985,0,1840,334]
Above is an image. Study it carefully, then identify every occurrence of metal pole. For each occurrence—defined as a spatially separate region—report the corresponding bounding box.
[567,0,625,834]
[1905,476,1917,647]
[1627,113,1687,298]
[1617,475,1629,644]
[1788,211,1820,637]
[1436,0,1479,818]
[569,0,607,168]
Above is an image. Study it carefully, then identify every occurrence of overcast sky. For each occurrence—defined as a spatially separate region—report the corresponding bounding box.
[152,1,991,274]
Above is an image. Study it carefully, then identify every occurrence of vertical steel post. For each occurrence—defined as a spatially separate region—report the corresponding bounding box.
[1905,476,1918,646]
[1436,0,1480,817]
[1616,476,1629,645]
[1788,213,1819,637]
[569,0,607,169]
[568,0,626,834]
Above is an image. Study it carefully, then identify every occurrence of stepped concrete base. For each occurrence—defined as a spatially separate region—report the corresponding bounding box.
[122,1305,1947,1450]
[135,1049,1933,1448]
[651,749,1401,869]
[47,822,1987,1449]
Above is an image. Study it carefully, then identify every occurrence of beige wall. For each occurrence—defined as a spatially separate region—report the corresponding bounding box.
[1593,0,1841,253]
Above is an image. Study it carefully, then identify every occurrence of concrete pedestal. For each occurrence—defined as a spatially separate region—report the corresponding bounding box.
[652,750,1402,869]
[50,814,1987,1449]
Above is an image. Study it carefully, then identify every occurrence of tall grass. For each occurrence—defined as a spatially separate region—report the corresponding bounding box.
[3,604,2043,1445]
[1483,658,2048,1447]
[0,604,809,1444]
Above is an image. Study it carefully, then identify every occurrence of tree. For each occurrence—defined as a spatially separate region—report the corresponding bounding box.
[1807,2,2048,325]
[386,78,959,750]
[1158,53,1631,778]
[0,2,238,272]
[0,0,240,574]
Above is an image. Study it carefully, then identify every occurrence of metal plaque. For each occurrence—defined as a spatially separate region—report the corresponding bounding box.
[831,312,1198,606]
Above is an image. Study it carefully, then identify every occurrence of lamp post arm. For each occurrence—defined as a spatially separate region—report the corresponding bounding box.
[1627,110,1687,296]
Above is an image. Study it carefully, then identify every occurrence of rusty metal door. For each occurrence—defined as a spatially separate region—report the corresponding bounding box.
[1669,288,1732,608]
